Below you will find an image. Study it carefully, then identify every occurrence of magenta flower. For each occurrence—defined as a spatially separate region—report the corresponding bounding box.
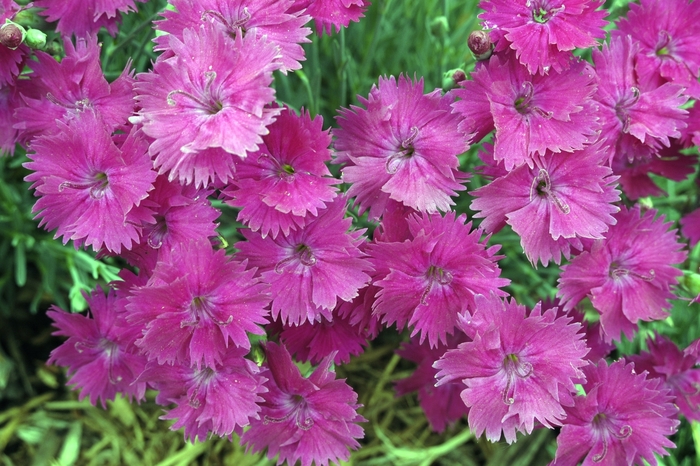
[126,239,270,368]
[134,23,280,187]
[615,0,700,98]
[48,287,147,408]
[223,106,338,239]
[558,205,687,342]
[241,342,365,466]
[453,54,599,170]
[368,212,510,347]
[290,0,369,35]
[628,334,700,422]
[34,0,146,36]
[24,112,156,254]
[395,333,470,433]
[470,143,620,266]
[434,294,589,443]
[139,350,267,442]
[236,196,372,326]
[334,75,468,218]
[14,35,135,145]
[552,359,679,466]
[593,36,689,163]
[479,0,607,75]
[155,0,311,73]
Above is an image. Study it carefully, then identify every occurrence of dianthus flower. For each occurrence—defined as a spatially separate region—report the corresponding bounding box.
[24,111,156,254]
[395,333,470,433]
[615,0,700,98]
[368,212,509,347]
[14,35,134,145]
[552,359,679,466]
[628,334,700,422]
[34,0,146,36]
[593,36,688,163]
[155,0,311,73]
[139,349,267,442]
[452,55,599,170]
[223,106,338,239]
[558,206,686,342]
[479,0,607,75]
[48,287,148,408]
[334,75,468,219]
[134,23,280,187]
[236,196,372,326]
[289,0,369,35]
[434,294,589,443]
[241,342,365,466]
[470,143,620,266]
[126,239,270,368]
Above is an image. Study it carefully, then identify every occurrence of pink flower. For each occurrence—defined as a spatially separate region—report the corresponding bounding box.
[48,287,148,408]
[34,0,146,36]
[552,359,679,466]
[368,212,510,347]
[134,23,281,187]
[434,294,589,443]
[236,196,372,326]
[127,239,270,368]
[558,205,687,342]
[241,342,365,466]
[155,0,311,73]
[223,106,338,239]
[470,143,620,266]
[615,0,700,98]
[139,350,267,442]
[334,75,468,218]
[479,0,607,75]
[453,54,599,170]
[23,111,156,254]
[290,0,369,35]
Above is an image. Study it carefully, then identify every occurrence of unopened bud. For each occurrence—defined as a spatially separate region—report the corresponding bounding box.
[468,30,492,60]
[0,22,25,50]
[442,68,466,90]
[452,69,466,85]
[25,29,47,49]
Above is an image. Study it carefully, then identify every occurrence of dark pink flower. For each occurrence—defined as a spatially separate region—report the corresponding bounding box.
[236,196,372,326]
[24,112,156,254]
[558,206,687,342]
[14,36,135,145]
[479,0,607,75]
[395,333,470,433]
[552,359,679,466]
[615,0,700,98]
[134,23,280,187]
[48,287,148,408]
[241,342,365,466]
[223,106,338,239]
[368,212,510,347]
[471,143,620,266]
[155,0,311,73]
[434,294,589,443]
[453,54,599,170]
[35,0,146,36]
[290,0,369,35]
[334,75,468,218]
[593,36,689,163]
[139,350,267,442]
[127,239,270,368]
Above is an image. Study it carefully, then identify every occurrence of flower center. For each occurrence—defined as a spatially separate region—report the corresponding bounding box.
[256,153,298,183]
[529,169,570,214]
[655,30,673,57]
[59,171,110,200]
[167,71,223,115]
[420,265,453,305]
[386,126,420,174]
[530,1,565,24]
[614,87,640,133]
[501,353,533,405]
[275,243,317,273]
[608,260,655,281]
[590,412,633,462]
[180,295,233,328]
[264,393,315,430]
[201,7,250,38]
[147,214,169,249]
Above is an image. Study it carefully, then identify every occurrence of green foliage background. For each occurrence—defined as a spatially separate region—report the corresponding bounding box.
[2,0,700,464]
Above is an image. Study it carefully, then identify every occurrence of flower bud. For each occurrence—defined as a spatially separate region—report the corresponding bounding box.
[468,30,492,60]
[25,29,47,49]
[0,21,25,50]
[442,68,466,90]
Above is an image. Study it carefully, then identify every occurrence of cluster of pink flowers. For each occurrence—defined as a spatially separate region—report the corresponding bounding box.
[3,0,700,464]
